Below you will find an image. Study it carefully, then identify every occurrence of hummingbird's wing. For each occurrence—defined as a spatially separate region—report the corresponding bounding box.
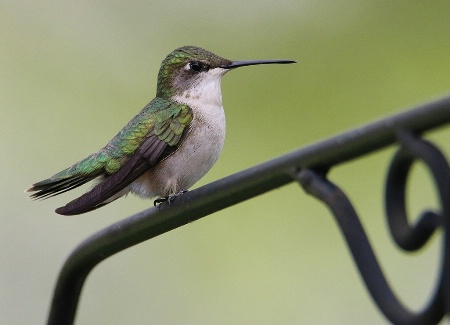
[27,98,192,215]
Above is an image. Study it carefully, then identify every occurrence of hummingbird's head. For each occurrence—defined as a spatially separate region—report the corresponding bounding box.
[156,46,296,103]
[156,46,231,99]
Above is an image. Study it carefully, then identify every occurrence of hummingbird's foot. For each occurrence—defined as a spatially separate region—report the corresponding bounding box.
[154,189,188,207]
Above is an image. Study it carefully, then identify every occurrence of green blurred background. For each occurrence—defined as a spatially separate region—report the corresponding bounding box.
[2,1,450,324]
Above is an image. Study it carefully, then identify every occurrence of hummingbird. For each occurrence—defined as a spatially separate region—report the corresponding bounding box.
[27,46,295,215]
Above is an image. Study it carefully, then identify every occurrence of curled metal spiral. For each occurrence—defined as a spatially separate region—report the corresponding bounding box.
[297,130,450,325]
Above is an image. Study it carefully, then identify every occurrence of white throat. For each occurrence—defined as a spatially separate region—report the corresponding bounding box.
[174,67,227,109]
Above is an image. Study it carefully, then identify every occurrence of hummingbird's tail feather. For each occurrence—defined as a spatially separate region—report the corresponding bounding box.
[27,171,103,200]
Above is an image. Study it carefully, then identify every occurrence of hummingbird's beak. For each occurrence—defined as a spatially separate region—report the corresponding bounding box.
[220,59,296,69]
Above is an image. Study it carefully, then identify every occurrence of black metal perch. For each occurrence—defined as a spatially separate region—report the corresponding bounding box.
[47,96,450,325]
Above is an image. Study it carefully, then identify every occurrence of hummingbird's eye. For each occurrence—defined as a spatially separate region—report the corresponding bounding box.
[189,61,205,72]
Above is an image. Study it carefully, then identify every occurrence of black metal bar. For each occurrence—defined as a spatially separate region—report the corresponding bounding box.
[47,96,450,325]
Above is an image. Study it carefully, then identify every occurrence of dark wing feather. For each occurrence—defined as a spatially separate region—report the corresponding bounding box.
[55,135,168,215]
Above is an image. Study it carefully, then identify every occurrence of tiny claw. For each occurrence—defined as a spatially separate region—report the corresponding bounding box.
[153,189,188,207]
[153,197,165,207]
